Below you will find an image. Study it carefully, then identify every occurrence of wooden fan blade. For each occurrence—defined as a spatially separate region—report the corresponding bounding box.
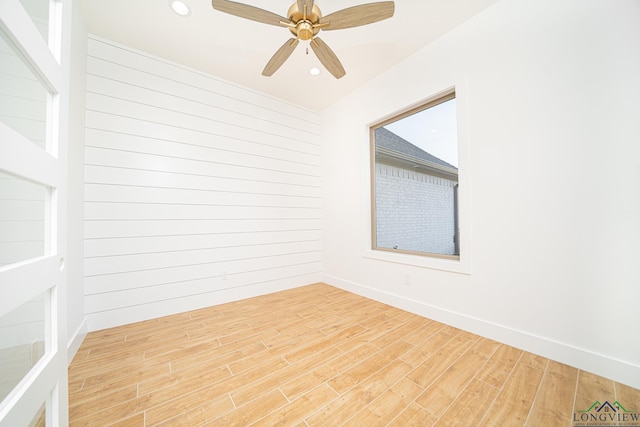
[262,38,300,76]
[297,0,315,18]
[310,37,346,79]
[321,1,394,31]
[211,0,288,26]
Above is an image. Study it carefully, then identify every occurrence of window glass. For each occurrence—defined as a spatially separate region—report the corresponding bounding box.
[0,29,50,149]
[0,290,48,403]
[372,92,459,258]
[0,170,47,267]
[28,401,46,427]
[18,0,50,43]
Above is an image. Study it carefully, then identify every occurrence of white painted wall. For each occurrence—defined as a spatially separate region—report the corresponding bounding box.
[321,0,640,389]
[83,37,322,330]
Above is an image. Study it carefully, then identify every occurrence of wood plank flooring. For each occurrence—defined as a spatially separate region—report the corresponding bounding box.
[68,283,640,426]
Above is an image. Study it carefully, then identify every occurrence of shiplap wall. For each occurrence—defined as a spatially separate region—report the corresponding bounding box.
[84,36,322,331]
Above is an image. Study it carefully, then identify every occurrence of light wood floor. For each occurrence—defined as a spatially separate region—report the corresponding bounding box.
[68,283,639,426]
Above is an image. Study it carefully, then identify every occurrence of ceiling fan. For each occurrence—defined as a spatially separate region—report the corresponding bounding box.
[211,0,395,79]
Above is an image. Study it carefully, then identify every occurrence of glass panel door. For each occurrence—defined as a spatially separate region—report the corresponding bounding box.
[0,0,69,425]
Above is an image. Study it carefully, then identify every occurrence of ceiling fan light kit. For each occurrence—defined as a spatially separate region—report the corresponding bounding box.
[211,0,395,79]
[170,0,191,16]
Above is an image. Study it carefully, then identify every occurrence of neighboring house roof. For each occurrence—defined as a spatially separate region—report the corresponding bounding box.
[374,127,458,180]
[375,127,457,170]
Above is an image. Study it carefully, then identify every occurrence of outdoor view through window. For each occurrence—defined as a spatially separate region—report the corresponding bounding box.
[371,91,459,258]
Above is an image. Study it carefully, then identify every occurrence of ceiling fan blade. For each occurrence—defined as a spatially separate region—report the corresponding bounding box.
[262,38,300,76]
[321,1,395,31]
[297,0,315,18]
[211,0,288,26]
[310,37,346,79]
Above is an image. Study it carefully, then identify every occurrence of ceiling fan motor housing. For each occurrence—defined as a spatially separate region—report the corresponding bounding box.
[287,2,321,40]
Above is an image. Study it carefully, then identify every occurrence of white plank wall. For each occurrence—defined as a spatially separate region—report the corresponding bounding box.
[84,36,322,331]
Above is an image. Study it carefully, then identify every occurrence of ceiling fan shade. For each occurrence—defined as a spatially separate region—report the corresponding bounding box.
[211,0,395,78]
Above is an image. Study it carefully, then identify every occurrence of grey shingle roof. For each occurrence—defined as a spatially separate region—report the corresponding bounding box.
[375,127,457,170]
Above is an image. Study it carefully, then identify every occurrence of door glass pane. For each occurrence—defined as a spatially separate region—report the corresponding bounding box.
[0,170,47,267]
[28,401,46,427]
[0,29,49,149]
[18,0,50,43]
[0,290,47,403]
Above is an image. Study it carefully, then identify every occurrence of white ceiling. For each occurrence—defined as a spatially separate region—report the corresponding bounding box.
[79,0,498,111]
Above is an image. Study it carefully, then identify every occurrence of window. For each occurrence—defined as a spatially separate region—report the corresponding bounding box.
[371,90,459,259]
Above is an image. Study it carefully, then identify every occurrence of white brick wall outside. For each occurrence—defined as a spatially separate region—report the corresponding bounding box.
[375,163,456,255]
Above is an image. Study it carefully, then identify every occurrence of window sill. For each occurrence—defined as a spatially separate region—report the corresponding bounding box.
[363,248,471,275]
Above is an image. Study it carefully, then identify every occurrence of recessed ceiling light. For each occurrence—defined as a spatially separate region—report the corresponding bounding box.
[170,0,191,16]
[309,67,321,76]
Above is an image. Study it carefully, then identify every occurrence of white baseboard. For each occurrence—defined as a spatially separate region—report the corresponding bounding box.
[323,274,640,390]
[67,317,88,364]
